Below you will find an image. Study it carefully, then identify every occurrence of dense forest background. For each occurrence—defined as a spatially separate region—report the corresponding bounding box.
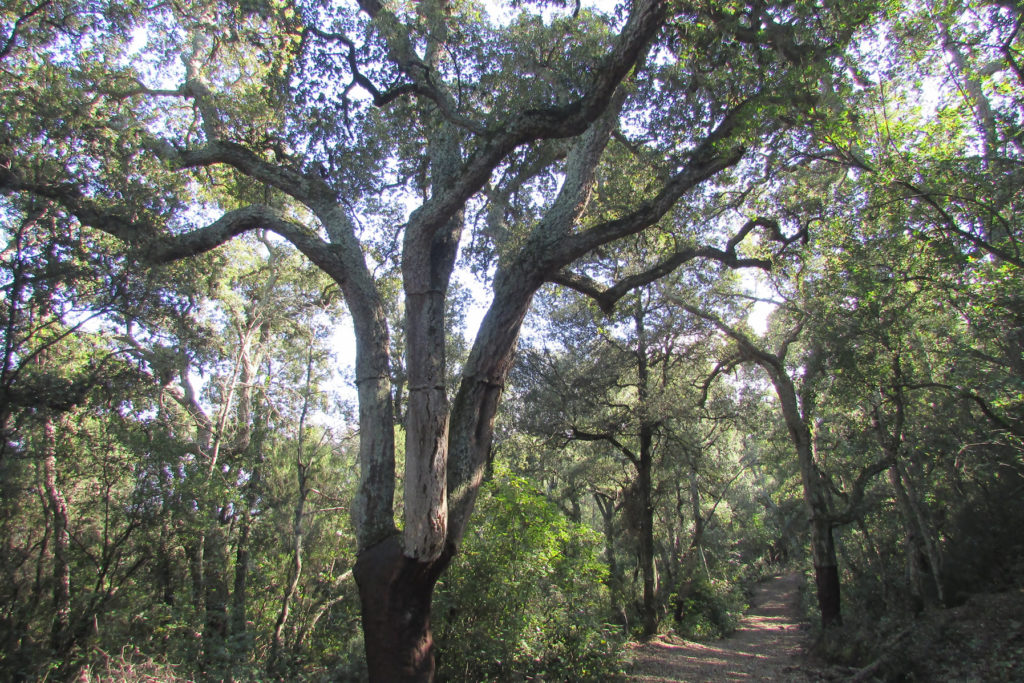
[1,0,1023,680]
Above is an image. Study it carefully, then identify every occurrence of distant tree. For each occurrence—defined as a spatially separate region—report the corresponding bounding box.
[681,298,894,627]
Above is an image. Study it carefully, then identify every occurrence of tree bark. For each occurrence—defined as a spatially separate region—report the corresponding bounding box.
[637,435,657,637]
[889,465,927,610]
[230,508,251,649]
[895,460,945,605]
[353,536,453,682]
[41,414,71,655]
[768,359,842,626]
[595,491,624,618]
[811,516,842,627]
[201,517,230,677]
[634,307,659,637]
[269,455,309,672]
[270,347,316,672]
[680,305,844,626]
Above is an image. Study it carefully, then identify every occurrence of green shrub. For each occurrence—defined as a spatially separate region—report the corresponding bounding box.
[434,466,625,681]
[671,576,745,640]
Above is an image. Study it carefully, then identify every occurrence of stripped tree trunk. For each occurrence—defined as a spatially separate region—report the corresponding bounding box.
[354,537,453,682]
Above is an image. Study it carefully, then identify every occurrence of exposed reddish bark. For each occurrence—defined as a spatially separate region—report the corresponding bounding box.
[815,561,842,628]
[353,536,453,682]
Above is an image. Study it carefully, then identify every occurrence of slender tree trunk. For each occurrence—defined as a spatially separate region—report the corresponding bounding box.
[896,460,945,604]
[187,536,205,614]
[202,517,230,678]
[678,463,708,595]
[637,440,657,637]
[270,348,316,672]
[770,371,842,626]
[683,307,844,627]
[634,308,659,637]
[230,508,250,652]
[595,492,623,617]
[20,471,53,666]
[855,518,890,607]
[269,460,308,671]
[157,525,176,607]
[41,414,71,655]
[889,465,927,610]
[688,464,705,555]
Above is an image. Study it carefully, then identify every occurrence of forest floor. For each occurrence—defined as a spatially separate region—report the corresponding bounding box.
[621,572,822,682]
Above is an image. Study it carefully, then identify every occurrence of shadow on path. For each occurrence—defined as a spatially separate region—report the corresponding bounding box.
[623,573,818,682]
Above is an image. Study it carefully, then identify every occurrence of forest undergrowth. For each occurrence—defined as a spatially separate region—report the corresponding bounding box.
[627,573,1024,683]
[809,587,1024,682]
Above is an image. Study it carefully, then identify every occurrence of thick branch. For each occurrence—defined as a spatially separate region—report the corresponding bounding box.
[398,0,669,245]
[167,141,330,205]
[552,217,776,313]
[906,381,1024,438]
[568,427,639,466]
[829,454,896,526]
[0,172,352,282]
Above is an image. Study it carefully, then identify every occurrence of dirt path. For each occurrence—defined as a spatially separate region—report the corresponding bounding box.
[623,573,819,682]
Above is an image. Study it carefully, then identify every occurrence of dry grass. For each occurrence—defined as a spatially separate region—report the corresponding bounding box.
[71,647,193,683]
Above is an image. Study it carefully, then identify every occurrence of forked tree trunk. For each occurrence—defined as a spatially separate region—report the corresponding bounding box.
[353,536,453,682]
[895,459,945,605]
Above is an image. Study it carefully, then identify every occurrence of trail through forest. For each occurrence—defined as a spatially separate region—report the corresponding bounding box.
[624,573,818,682]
